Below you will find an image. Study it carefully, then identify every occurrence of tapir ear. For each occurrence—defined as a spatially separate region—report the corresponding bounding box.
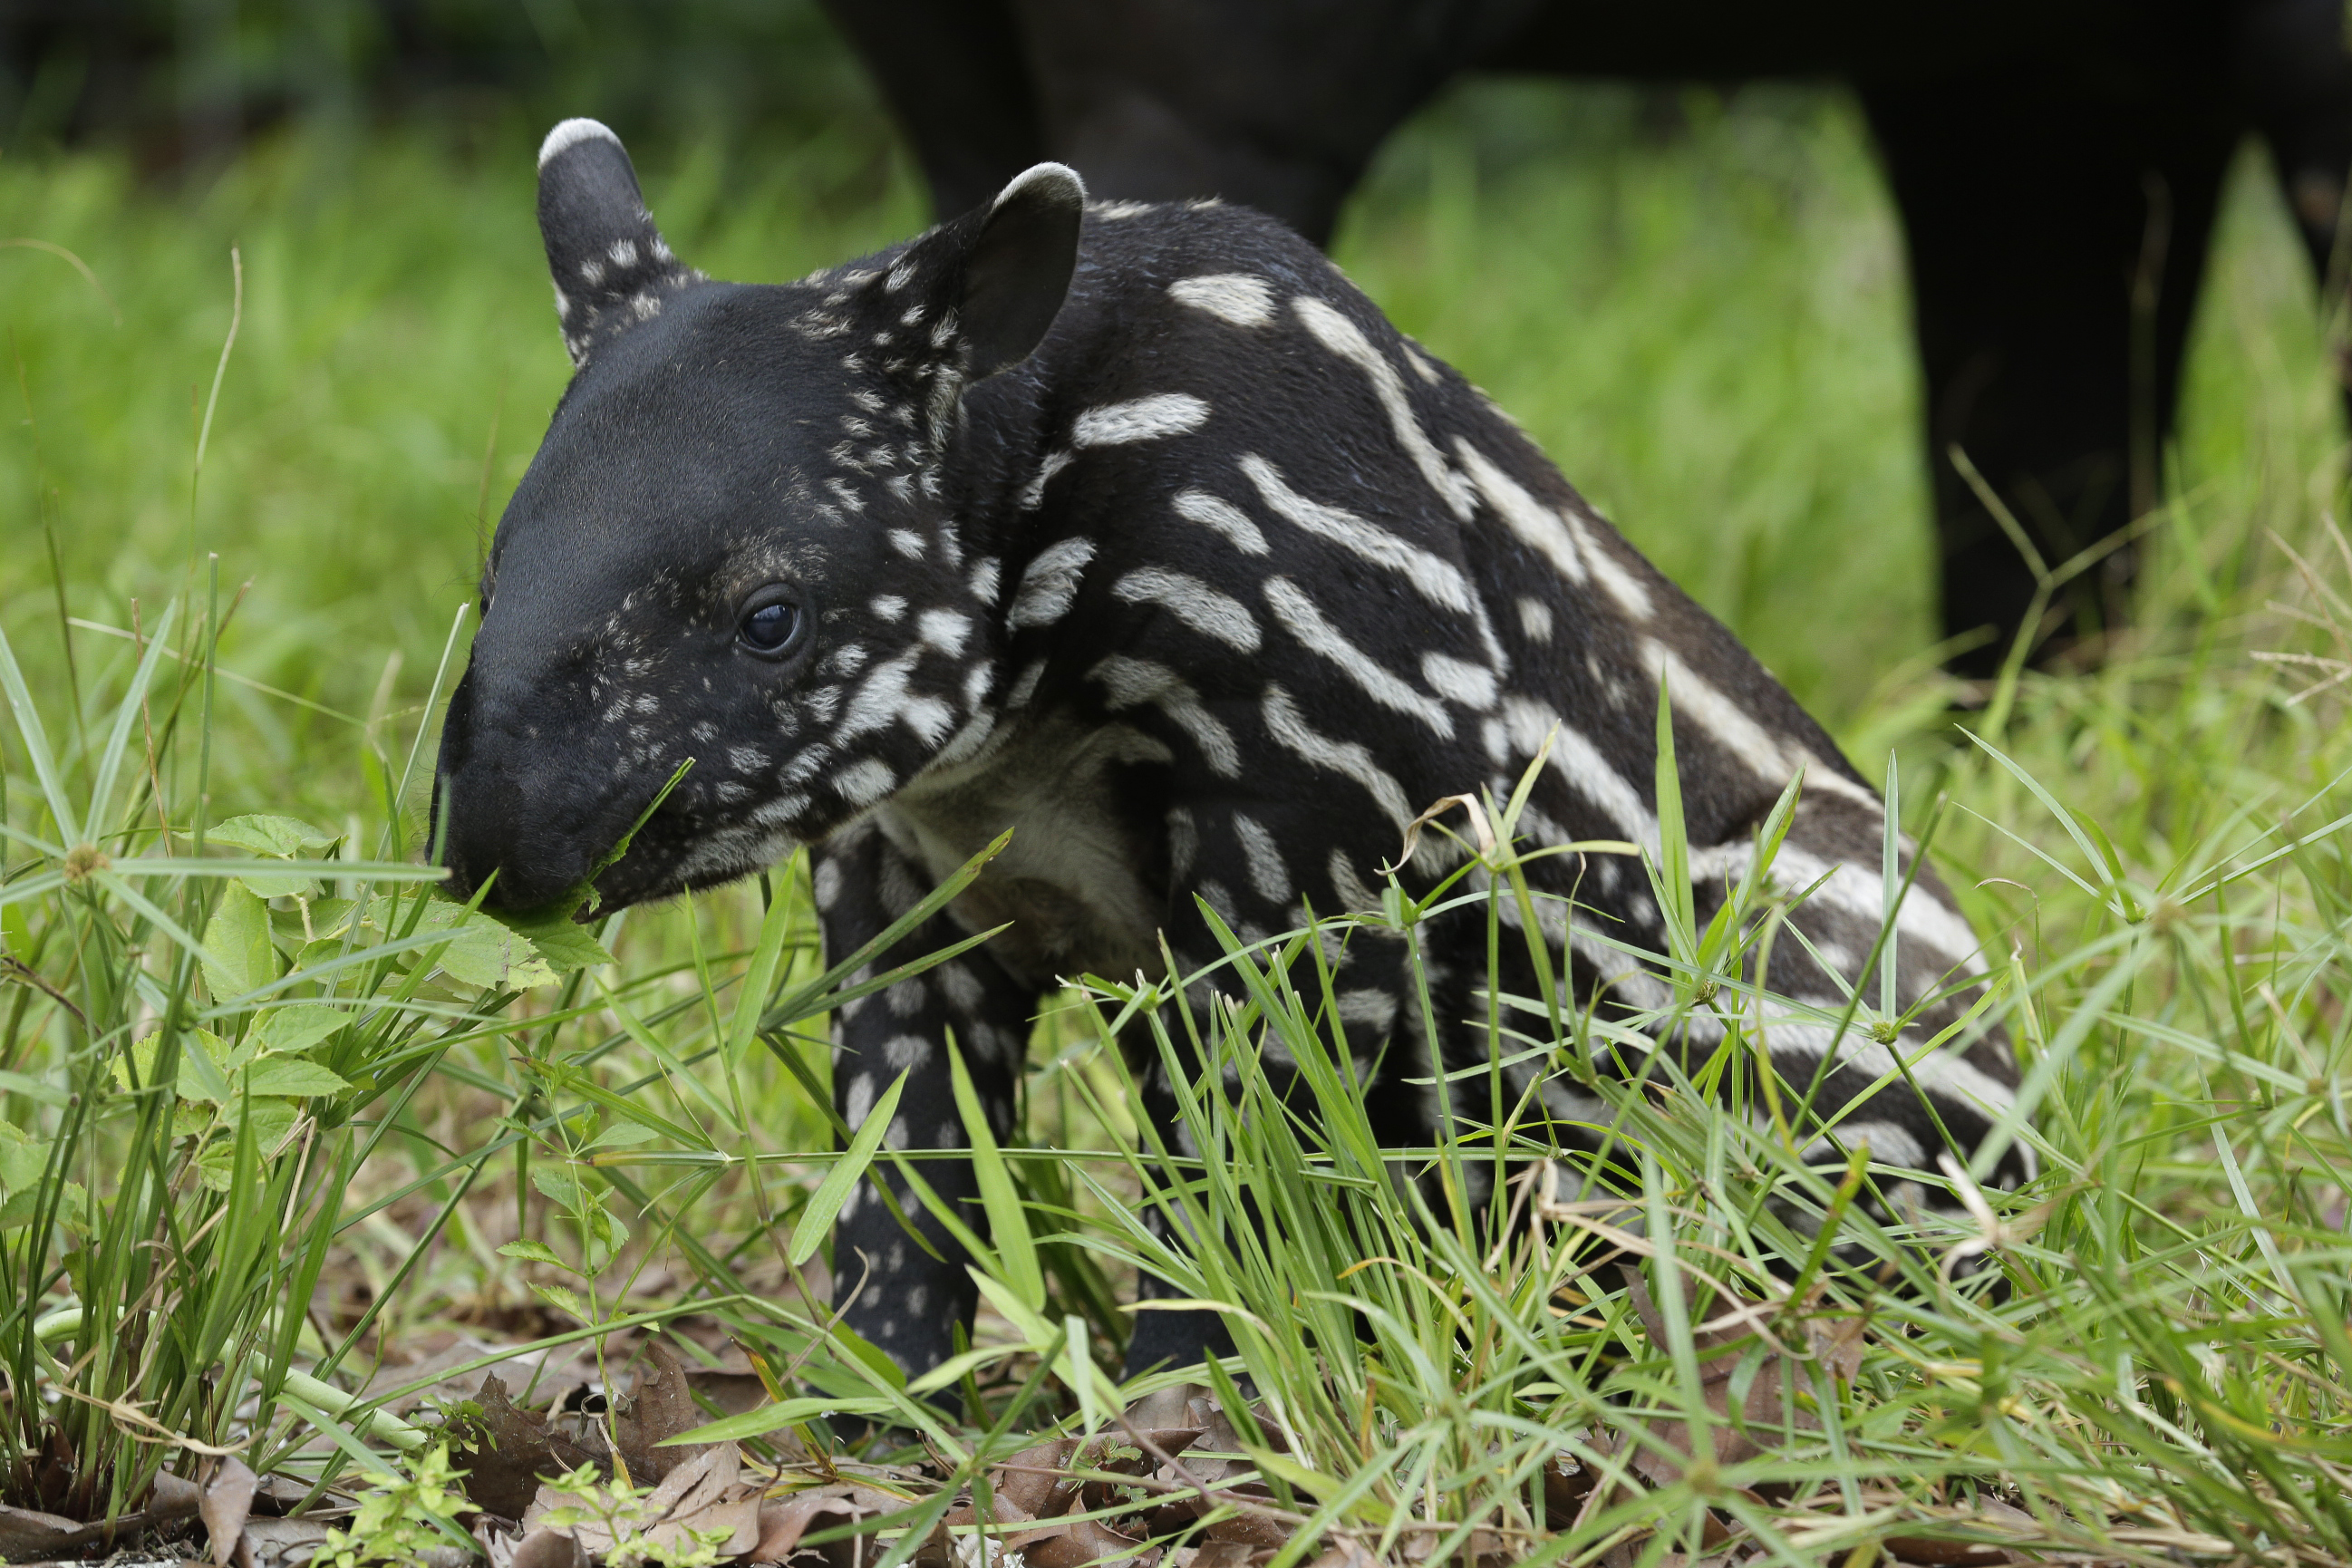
[535,119,701,368]
[953,162,1086,379]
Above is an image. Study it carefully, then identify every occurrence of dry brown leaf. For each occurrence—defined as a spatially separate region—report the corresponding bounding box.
[200,1453,259,1567]
[235,1515,335,1568]
[1124,1383,1207,1430]
[1203,1512,1292,1552]
[990,1437,1079,1518]
[148,1468,203,1522]
[753,1489,872,1565]
[614,1340,711,1485]
[1179,1544,1263,1568]
[454,1372,606,1519]
[0,1500,111,1560]
[508,1525,592,1568]
[1024,1514,1148,1568]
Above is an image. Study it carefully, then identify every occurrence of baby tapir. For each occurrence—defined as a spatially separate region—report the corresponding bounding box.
[435,119,2029,1384]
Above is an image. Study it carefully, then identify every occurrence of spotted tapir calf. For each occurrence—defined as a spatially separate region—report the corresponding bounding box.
[435,119,2029,1383]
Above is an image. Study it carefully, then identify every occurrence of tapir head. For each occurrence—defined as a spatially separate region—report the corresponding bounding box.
[433,120,1084,913]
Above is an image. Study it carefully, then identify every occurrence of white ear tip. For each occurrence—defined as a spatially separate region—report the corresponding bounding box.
[992,161,1087,213]
[539,118,623,170]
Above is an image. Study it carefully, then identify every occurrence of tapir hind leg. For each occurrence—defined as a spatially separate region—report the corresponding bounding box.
[1860,65,2234,673]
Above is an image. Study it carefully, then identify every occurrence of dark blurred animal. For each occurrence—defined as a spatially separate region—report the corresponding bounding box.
[435,121,2028,1385]
[820,0,2352,673]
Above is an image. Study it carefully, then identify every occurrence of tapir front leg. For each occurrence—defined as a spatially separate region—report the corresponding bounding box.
[813,819,1033,1383]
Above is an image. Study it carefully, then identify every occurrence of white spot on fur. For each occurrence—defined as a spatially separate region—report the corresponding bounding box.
[1421,653,1498,709]
[1293,296,1473,519]
[1113,567,1261,652]
[832,757,897,807]
[1337,989,1399,1031]
[1261,682,1412,828]
[1071,392,1211,449]
[1644,641,1875,809]
[1232,814,1290,904]
[936,963,985,1012]
[844,1073,877,1129]
[1168,807,1200,881]
[888,528,926,560]
[1089,655,1241,777]
[871,595,907,622]
[1019,450,1073,511]
[1457,440,1586,586]
[969,558,1002,604]
[1007,659,1048,709]
[1517,597,1555,643]
[1263,576,1452,739]
[1169,274,1274,327]
[1243,455,1474,616]
[1173,489,1270,555]
[1563,508,1655,620]
[1328,849,1379,913]
[918,608,973,656]
[537,117,622,169]
[838,649,954,745]
[1007,537,1096,630]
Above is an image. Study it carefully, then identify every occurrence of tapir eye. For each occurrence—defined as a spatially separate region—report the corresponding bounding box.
[737,592,805,656]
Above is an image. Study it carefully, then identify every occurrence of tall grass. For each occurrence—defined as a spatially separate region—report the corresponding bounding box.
[0,84,2347,1563]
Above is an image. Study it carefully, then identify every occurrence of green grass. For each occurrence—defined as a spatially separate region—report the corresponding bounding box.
[1,83,2348,1566]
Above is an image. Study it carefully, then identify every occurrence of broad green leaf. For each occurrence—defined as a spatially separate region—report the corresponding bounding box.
[498,1239,565,1268]
[194,1101,299,1189]
[530,1163,595,1212]
[585,1121,658,1150]
[430,909,557,990]
[202,814,340,857]
[531,1282,586,1322]
[201,881,279,1001]
[0,1180,86,1234]
[238,868,318,900]
[254,1005,347,1056]
[788,1069,909,1266]
[486,905,614,976]
[948,1039,1042,1312]
[242,1059,353,1099]
[0,1122,47,1193]
[115,1028,242,1099]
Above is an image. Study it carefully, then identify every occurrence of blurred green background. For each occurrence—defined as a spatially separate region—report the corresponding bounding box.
[0,3,2339,831]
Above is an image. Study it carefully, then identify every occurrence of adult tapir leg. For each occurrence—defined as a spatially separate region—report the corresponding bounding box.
[812,818,1036,1385]
[815,0,1045,218]
[1860,68,2236,673]
[2233,0,2352,419]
